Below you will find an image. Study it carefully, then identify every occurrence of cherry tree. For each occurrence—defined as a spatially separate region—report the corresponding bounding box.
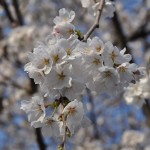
[0,0,150,150]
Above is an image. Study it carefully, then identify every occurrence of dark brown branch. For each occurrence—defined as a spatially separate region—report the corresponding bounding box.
[128,10,150,42]
[0,26,3,40]
[111,11,129,52]
[35,128,47,150]
[12,0,24,25]
[0,96,4,113]
[0,0,17,25]
[128,30,150,41]
[128,30,150,42]
[83,0,105,41]
[110,5,134,63]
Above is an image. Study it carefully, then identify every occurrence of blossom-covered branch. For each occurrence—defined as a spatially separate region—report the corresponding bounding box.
[20,1,147,149]
[83,0,105,41]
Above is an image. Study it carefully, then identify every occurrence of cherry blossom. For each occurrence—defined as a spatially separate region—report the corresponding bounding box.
[20,5,146,146]
[53,8,75,25]
[62,99,87,134]
[41,117,61,137]
[21,96,45,128]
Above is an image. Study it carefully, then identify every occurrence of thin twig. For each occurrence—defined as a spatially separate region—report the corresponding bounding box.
[83,0,105,41]
[62,114,67,150]
[59,96,67,150]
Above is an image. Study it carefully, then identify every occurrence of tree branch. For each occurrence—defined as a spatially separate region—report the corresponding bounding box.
[110,4,134,63]
[127,9,150,42]
[0,0,17,26]
[83,0,105,41]
[128,30,150,42]
[12,0,24,26]
[61,115,67,150]
[35,128,47,150]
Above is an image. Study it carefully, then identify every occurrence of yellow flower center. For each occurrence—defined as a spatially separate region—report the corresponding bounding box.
[110,51,117,62]
[67,29,74,35]
[46,119,54,125]
[93,58,100,66]
[58,72,66,80]
[66,48,72,56]
[53,54,59,63]
[63,18,68,22]
[43,58,49,65]
[104,71,112,77]
[119,66,127,72]
[96,46,102,52]
[68,107,77,115]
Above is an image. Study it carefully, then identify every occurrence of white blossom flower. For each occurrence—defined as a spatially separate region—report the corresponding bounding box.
[62,99,84,134]
[53,23,75,38]
[120,48,132,63]
[43,63,72,91]
[62,80,85,101]
[42,88,60,99]
[103,42,130,67]
[88,66,120,95]
[25,65,44,84]
[50,44,67,65]
[57,35,79,58]
[53,8,75,25]
[45,34,57,46]
[20,96,45,128]
[88,36,104,54]
[124,74,150,107]
[41,117,60,137]
[124,83,144,107]
[83,51,103,75]
[98,66,120,88]
[25,45,53,75]
[133,67,146,81]
[117,63,137,84]
[139,76,150,99]
[70,57,90,84]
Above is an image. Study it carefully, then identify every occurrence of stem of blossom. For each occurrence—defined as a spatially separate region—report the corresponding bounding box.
[83,0,105,41]
[51,107,57,117]
[59,97,67,150]
[62,114,67,150]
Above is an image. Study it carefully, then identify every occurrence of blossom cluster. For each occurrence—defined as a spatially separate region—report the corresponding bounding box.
[124,74,150,107]
[21,4,143,140]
